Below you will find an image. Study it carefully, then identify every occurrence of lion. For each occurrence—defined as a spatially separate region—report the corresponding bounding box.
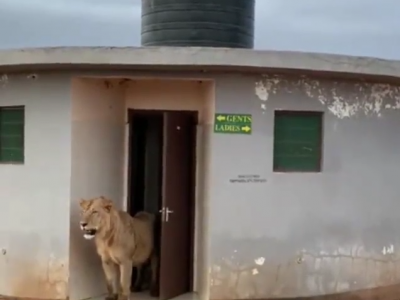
[79,196,156,300]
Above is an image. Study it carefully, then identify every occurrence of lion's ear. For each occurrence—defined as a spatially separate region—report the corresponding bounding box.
[79,199,91,210]
[102,198,113,212]
[104,204,112,212]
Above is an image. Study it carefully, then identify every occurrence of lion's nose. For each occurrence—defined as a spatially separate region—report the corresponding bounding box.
[80,222,87,227]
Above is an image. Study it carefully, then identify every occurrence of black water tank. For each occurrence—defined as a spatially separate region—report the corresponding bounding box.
[141,0,255,48]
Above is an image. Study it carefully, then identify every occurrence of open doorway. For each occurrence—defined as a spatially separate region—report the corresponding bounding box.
[127,110,197,300]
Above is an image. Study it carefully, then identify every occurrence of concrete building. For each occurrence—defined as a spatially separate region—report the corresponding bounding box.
[0,47,400,300]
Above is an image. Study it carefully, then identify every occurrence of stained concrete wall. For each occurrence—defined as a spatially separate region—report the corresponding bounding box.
[0,74,71,299]
[209,74,400,299]
[69,78,214,300]
[1,71,400,300]
[69,78,125,300]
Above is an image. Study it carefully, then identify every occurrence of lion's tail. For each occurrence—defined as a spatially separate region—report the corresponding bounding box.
[134,211,156,223]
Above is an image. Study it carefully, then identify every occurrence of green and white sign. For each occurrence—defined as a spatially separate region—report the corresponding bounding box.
[214,113,252,134]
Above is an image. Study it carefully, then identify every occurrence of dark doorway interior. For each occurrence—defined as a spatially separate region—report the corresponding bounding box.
[127,110,197,300]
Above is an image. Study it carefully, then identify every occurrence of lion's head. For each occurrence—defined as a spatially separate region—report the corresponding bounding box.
[79,196,114,240]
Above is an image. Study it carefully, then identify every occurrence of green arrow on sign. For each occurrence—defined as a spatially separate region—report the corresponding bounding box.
[214,113,252,135]
[216,115,226,122]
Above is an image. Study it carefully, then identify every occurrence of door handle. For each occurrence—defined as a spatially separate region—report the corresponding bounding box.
[159,207,174,222]
[165,207,174,222]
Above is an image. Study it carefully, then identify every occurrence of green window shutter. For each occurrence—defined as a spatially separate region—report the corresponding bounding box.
[273,111,322,172]
[0,107,24,163]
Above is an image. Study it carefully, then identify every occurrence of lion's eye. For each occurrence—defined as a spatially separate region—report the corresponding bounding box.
[92,211,98,214]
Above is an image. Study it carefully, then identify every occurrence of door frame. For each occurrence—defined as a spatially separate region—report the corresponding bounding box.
[125,109,198,292]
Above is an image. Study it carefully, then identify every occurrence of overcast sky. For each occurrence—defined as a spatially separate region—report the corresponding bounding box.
[1,0,399,59]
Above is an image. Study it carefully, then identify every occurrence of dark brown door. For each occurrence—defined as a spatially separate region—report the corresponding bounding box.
[159,111,194,300]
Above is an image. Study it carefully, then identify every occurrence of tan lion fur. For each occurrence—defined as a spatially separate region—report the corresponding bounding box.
[79,196,155,300]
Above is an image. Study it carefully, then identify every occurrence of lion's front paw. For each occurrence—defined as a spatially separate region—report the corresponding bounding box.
[118,295,129,300]
[105,294,118,300]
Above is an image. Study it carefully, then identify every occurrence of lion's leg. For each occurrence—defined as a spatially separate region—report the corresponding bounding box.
[119,261,133,300]
[102,261,119,300]
[149,253,159,295]
[132,265,143,292]
[141,264,150,291]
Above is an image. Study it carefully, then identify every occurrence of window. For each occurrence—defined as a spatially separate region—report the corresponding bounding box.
[0,106,24,163]
[273,110,323,172]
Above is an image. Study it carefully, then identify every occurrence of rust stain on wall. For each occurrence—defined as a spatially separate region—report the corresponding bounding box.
[212,284,400,300]
[3,256,68,300]
[209,250,400,300]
